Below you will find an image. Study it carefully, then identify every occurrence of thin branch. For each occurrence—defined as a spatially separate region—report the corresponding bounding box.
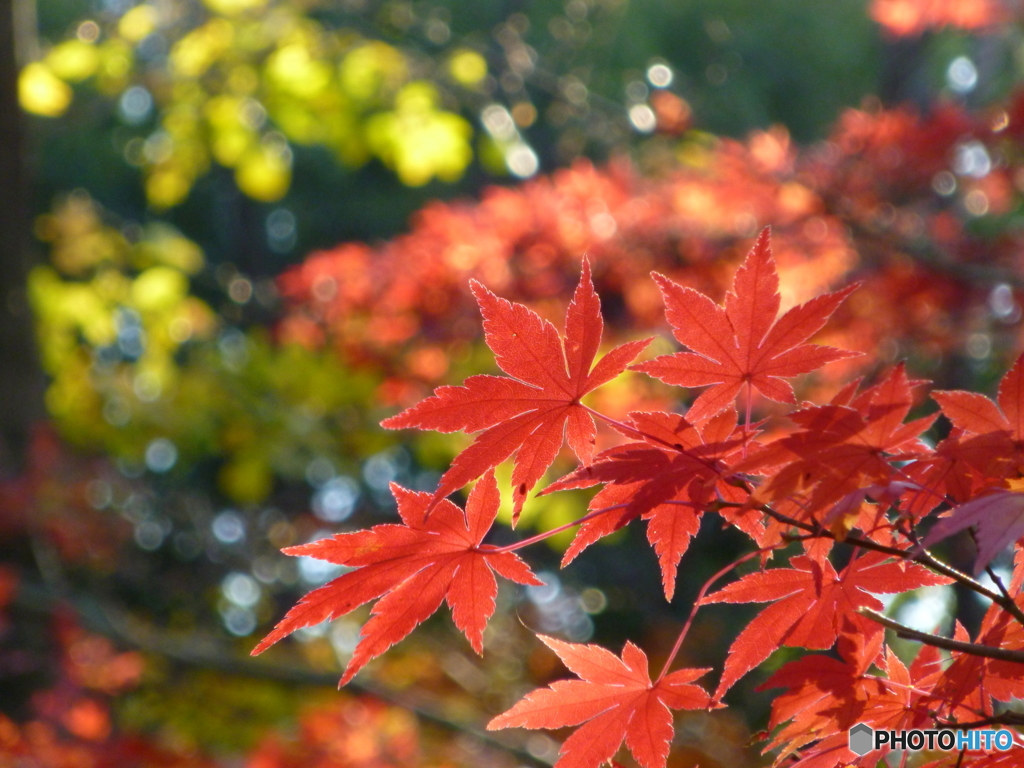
[730,498,1018,611]
[581,405,722,473]
[986,564,1017,606]
[482,502,628,554]
[860,608,1024,665]
[656,546,775,685]
[935,713,1024,729]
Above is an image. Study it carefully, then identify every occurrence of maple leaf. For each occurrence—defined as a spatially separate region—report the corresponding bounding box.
[702,551,950,699]
[919,355,1024,572]
[738,363,936,518]
[541,408,754,599]
[487,634,713,768]
[382,259,651,522]
[758,626,945,768]
[924,551,1024,716]
[758,651,883,764]
[898,430,987,521]
[922,491,1024,575]
[633,228,859,421]
[929,352,1024,485]
[251,471,541,684]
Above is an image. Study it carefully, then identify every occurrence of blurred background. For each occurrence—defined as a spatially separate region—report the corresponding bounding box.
[3,0,1024,765]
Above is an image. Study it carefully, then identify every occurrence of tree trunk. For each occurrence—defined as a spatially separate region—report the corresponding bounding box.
[0,0,45,473]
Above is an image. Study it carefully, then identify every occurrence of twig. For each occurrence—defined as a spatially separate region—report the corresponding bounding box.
[859,608,1024,665]
[482,502,628,554]
[733,499,1023,615]
[935,713,1024,729]
[656,546,775,684]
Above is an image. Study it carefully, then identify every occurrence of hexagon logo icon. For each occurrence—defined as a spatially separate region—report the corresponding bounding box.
[849,723,874,756]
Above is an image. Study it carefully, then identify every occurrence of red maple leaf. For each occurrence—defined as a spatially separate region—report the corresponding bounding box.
[929,351,1024,484]
[633,228,858,421]
[932,352,1024,438]
[918,354,1024,571]
[925,552,1024,714]
[487,634,713,768]
[251,471,541,684]
[759,627,945,768]
[702,550,950,699]
[382,259,651,521]
[738,363,936,518]
[757,639,884,765]
[540,408,754,599]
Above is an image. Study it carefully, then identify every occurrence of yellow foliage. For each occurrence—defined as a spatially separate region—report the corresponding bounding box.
[146,169,192,209]
[266,42,332,99]
[30,194,382,504]
[143,107,211,208]
[118,5,157,43]
[37,199,130,275]
[45,40,100,82]
[447,49,487,87]
[170,19,235,79]
[235,144,291,201]
[96,40,133,93]
[132,267,189,312]
[366,83,472,186]
[218,452,273,504]
[135,224,205,273]
[29,268,115,364]
[214,127,258,166]
[19,62,73,117]
[202,0,270,16]
[226,64,260,94]
[205,94,243,127]
[44,353,104,428]
[339,41,408,103]
[37,0,479,207]
[269,102,320,145]
[207,95,258,165]
[91,268,132,305]
[164,103,202,136]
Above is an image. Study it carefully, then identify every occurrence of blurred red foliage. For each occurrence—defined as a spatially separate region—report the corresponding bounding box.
[0,426,130,567]
[278,97,1024,407]
[246,697,421,768]
[870,0,1010,35]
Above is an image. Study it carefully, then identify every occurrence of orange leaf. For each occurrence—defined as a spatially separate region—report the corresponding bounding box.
[488,635,713,768]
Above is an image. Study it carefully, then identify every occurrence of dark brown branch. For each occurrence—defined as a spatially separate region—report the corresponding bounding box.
[860,608,1024,665]
[936,713,1024,729]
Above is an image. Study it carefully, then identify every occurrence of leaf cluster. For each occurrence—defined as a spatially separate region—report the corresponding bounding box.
[258,230,1024,768]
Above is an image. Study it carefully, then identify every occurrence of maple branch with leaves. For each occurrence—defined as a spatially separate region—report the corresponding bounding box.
[723,497,1024,616]
[254,229,1024,768]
